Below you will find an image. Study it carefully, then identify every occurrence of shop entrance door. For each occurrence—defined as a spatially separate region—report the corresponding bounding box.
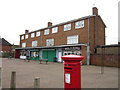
[58,52,62,62]
[42,49,56,62]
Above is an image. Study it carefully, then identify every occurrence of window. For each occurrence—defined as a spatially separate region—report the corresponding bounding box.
[31,33,35,38]
[32,41,38,47]
[46,39,54,46]
[21,35,24,40]
[44,29,49,35]
[25,34,28,39]
[36,31,40,37]
[75,20,84,29]
[64,24,71,31]
[67,35,78,44]
[22,42,26,47]
[52,27,58,33]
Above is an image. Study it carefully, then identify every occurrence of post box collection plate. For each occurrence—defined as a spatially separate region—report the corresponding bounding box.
[65,73,70,84]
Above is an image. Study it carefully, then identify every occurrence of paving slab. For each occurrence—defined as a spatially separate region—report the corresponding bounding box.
[1,58,118,88]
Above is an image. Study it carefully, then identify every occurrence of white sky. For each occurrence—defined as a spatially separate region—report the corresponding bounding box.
[0,0,119,45]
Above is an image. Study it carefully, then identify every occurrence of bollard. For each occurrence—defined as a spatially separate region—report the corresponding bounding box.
[10,71,16,90]
[0,68,2,90]
[34,77,40,88]
[61,55,84,90]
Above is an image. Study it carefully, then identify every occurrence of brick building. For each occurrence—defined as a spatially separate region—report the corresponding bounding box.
[0,38,12,52]
[15,7,106,64]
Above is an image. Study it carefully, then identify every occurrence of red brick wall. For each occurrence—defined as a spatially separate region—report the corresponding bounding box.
[20,19,89,47]
[81,46,87,64]
[0,45,11,52]
[90,54,119,67]
[89,16,105,54]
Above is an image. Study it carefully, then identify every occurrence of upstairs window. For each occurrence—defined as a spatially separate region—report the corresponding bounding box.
[22,42,26,47]
[44,29,49,35]
[31,33,35,38]
[36,31,40,37]
[67,35,78,44]
[64,24,71,31]
[32,41,38,47]
[52,27,58,33]
[25,34,28,39]
[75,20,84,29]
[46,39,54,46]
[21,35,24,40]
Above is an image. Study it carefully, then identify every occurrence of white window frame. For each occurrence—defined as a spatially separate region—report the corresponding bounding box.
[44,29,49,35]
[21,35,24,40]
[31,33,35,38]
[64,24,71,31]
[32,40,38,47]
[75,20,84,29]
[52,27,58,33]
[67,35,78,44]
[36,31,40,37]
[25,34,28,39]
[22,42,26,48]
[46,38,54,46]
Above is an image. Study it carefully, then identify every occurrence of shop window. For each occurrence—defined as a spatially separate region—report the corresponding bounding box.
[36,31,40,37]
[67,35,78,44]
[46,38,54,46]
[64,53,67,55]
[52,27,58,33]
[75,20,84,29]
[30,51,39,57]
[0,51,3,53]
[31,33,35,38]
[32,41,38,47]
[22,42,26,48]
[21,35,24,40]
[44,29,49,35]
[20,51,26,56]
[25,34,28,39]
[64,24,71,31]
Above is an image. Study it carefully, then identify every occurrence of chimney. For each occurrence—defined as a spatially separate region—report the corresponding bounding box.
[48,22,52,27]
[25,30,29,34]
[92,7,98,15]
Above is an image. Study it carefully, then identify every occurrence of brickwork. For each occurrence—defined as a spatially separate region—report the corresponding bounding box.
[0,45,11,52]
[91,54,119,67]
[20,19,90,47]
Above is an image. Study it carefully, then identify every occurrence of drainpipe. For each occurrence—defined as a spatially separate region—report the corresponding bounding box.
[87,16,90,65]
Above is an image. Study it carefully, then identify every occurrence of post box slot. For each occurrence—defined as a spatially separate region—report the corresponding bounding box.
[64,63,78,66]
[64,67,72,70]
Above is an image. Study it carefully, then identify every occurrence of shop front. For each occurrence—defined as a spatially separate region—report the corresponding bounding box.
[15,44,89,63]
[20,50,27,59]
[62,46,81,56]
[29,49,40,60]
[42,49,56,62]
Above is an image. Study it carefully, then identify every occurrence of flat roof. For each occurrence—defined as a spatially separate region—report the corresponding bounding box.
[15,43,88,50]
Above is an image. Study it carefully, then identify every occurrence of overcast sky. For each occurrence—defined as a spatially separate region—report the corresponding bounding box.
[0,0,119,45]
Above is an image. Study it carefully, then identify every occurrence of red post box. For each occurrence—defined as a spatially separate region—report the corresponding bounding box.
[61,55,84,90]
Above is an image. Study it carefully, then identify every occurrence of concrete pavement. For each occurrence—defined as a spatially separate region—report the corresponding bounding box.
[2,58,118,88]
